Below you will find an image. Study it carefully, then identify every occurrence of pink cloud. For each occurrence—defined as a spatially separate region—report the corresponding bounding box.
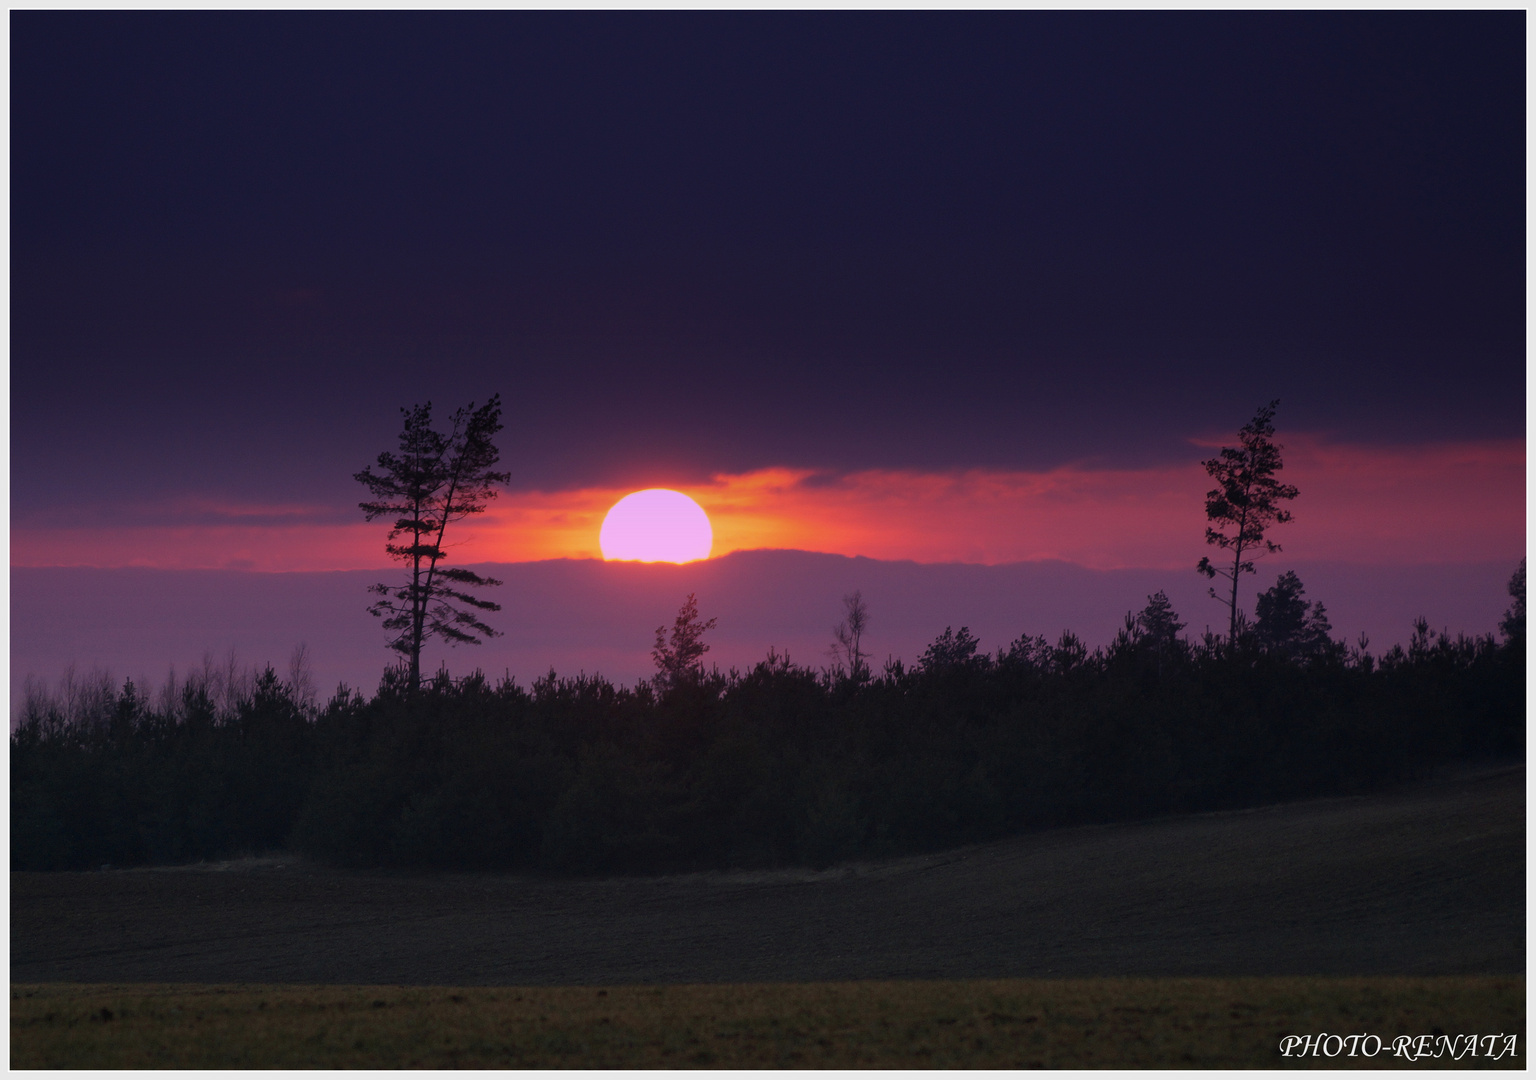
[12,437,1522,572]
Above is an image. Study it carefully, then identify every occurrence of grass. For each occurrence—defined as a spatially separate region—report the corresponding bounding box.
[10,976,1524,1069]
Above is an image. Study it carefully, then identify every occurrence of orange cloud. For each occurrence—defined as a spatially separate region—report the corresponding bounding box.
[11,437,1523,572]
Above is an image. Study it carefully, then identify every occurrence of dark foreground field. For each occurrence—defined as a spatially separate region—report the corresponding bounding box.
[11,766,1524,1068]
[12,977,1525,1069]
[12,764,1523,985]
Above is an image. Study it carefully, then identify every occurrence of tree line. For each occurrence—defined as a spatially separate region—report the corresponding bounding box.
[12,565,1523,873]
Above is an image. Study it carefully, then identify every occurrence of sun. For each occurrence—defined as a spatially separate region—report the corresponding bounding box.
[599,489,713,563]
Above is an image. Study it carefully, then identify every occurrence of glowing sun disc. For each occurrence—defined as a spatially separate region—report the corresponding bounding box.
[599,489,713,563]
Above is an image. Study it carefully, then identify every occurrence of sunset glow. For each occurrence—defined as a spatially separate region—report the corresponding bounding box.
[9,437,1523,574]
[598,489,714,563]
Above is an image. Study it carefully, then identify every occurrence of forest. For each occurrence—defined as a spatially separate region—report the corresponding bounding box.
[11,564,1524,874]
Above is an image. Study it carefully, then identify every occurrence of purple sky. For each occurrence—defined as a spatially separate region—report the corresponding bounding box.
[13,13,1522,518]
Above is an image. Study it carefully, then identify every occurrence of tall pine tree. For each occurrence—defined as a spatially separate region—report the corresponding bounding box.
[356,395,511,691]
[1196,400,1300,644]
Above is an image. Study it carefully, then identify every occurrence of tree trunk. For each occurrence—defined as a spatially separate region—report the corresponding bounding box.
[1228,545,1242,645]
[1227,495,1252,646]
[409,501,426,695]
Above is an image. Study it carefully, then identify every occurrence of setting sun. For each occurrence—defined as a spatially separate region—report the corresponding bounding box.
[599,489,713,563]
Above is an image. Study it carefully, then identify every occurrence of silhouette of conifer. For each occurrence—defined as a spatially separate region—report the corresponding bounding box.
[1197,400,1299,644]
[652,593,718,690]
[355,396,511,692]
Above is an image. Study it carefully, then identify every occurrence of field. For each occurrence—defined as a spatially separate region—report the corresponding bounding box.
[10,977,1526,1069]
[12,764,1523,1067]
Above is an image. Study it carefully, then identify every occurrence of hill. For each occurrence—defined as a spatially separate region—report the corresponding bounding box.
[12,764,1522,985]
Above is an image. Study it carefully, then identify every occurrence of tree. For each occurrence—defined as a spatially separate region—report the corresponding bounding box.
[1499,558,1525,645]
[919,626,986,673]
[1252,571,1334,660]
[1122,590,1186,677]
[355,396,511,692]
[1196,400,1300,644]
[831,590,871,682]
[1135,590,1186,646]
[652,593,718,690]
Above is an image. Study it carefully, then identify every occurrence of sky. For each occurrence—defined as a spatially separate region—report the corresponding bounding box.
[9,12,1526,689]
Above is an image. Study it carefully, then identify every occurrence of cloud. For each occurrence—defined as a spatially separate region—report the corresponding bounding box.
[11,437,1522,572]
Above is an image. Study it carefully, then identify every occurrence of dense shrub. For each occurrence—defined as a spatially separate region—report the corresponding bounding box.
[11,607,1524,874]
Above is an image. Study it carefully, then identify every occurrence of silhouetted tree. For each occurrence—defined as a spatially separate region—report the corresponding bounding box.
[653,593,718,690]
[831,590,871,682]
[919,626,986,672]
[355,396,511,692]
[1136,590,1185,645]
[1127,590,1187,677]
[1252,571,1334,659]
[1197,400,1300,644]
[1499,558,1525,645]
